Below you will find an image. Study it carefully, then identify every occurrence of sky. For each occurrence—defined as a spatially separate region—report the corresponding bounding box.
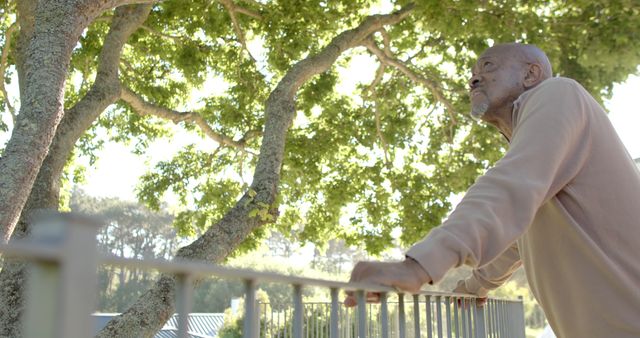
[604,75,640,158]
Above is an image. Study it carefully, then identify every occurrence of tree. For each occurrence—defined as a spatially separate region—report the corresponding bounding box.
[0,0,638,337]
[0,0,156,242]
[0,2,157,336]
[69,190,182,312]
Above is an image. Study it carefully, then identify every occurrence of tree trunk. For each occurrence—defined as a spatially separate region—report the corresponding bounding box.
[0,1,85,242]
[0,5,151,337]
[0,0,157,242]
[97,5,414,337]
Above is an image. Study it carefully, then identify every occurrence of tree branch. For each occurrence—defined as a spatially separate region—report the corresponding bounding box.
[139,24,184,44]
[374,101,392,169]
[362,35,458,127]
[362,29,396,168]
[78,0,159,11]
[120,87,259,154]
[364,62,386,100]
[218,0,258,62]
[0,22,18,123]
[378,27,393,58]
[234,5,262,19]
[362,62,392,168]
[217,0,262,19]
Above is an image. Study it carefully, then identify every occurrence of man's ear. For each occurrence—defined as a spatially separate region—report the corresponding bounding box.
[523,63,543,88]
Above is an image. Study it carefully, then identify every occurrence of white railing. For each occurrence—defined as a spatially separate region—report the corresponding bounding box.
[0,212,526,338]
[256,296,526,338]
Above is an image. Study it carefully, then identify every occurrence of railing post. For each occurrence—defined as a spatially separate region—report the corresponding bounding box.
[445,296,452,338]
[175,273,194,338]
[515,296,526,338]
[499,300,506,338]
[23,212,101,338]
[244,279,259,338]
[398,293,406,338]
[426,295,433,338]
[380,292,389,338]
[453,297,460,338]
[466,298,473,338]
[473,298,486,338]
[460,298,468,338]
[507,301,514,338]
[413,294,421,338]
[485,299,495,337]
[293,284,303,338]
[356,290,367,338]
[23,258,58,338]
[330,288,340,338]
[492,299,500,338]
[436,295,443,337]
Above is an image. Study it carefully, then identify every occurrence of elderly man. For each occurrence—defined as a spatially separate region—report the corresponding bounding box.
[346,43,640,337]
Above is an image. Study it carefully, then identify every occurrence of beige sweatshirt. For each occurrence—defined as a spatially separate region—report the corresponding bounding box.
[406,77,640,337]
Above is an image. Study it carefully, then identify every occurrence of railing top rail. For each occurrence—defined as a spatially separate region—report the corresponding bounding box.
[101,255,480,298]
[0,241,523,303]
[0,241,62,262]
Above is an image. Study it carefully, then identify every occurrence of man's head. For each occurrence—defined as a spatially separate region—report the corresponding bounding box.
[469,43,552,121]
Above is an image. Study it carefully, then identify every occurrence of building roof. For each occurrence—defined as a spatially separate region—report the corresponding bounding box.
[164,313,226,338]
[154,329,209,338]
[93,313,225,338]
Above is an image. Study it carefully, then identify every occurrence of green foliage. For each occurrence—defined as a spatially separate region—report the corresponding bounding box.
[3,1,638,257]
[217,308,244,338]
[217,290,269,338]
[128,0,640,256]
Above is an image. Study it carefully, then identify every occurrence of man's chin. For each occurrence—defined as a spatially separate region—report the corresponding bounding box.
[470,103,489,121]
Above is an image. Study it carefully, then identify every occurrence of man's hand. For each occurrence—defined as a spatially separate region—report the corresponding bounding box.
[344,258,431,307]
[452,279,488,308]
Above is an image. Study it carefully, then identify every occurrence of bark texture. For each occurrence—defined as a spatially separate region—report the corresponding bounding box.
[0,5,152,337]
[0,0,155,243]
[96,4,415,338]
[0,1,83,242]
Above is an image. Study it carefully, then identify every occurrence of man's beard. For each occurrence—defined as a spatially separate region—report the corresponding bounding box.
[470,101,489,120]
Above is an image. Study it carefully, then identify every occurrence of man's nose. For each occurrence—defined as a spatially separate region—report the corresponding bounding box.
[469,75,481,90]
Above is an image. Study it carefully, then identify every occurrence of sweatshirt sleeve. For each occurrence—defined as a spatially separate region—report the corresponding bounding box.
[407,78,591,283]
[453,244,522,297]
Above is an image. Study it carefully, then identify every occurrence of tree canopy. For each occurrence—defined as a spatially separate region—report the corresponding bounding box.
[2,0,638,252]
[0,0,638,336]
[76,0,640,254]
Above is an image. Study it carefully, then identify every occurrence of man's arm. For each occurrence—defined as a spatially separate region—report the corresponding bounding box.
[407,78,590,283]
[347,78,591,294]
[454,243,521,297]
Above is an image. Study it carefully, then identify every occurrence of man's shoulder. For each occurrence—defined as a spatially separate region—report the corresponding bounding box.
[518,77,586,108]
[530,77,584,96]
[513,77,591,130]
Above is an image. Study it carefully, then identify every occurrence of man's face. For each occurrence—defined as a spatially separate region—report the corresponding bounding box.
[469,47,526,120]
